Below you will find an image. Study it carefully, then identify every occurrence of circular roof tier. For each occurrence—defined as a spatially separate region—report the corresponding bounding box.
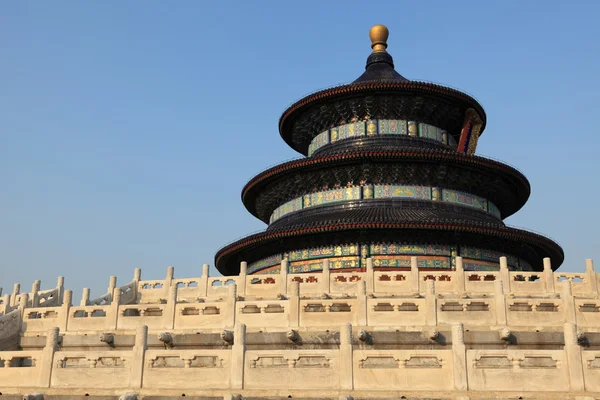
[267,199,503,231]
[214,204,564,275]
[241,148,530,223]
[279,26,486,155]
[311,135,452,156]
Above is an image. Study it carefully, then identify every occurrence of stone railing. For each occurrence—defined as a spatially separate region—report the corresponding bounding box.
[1,269,142,318]
[125,258,600,302]
[3,257,598,334]
[0,277,65,315]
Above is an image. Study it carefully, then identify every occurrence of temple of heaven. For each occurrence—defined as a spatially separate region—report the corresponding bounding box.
[215,25,564,276]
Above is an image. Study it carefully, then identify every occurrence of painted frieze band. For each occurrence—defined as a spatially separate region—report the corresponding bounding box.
[269,185,502,223]
[247,243,533,274]
[307,119,457,156]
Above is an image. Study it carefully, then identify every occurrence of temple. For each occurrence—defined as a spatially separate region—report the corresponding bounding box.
[1,25,598,400]
[215,25,563,276]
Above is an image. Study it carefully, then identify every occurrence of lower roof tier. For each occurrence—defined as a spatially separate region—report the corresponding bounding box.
[215,202,564,275]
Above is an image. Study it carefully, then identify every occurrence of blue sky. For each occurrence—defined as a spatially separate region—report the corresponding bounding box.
[1,1,599,299]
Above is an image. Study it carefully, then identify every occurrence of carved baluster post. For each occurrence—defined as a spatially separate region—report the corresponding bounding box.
[289,281,300,328]
[357,280,367,326]
[10,283,20,307]
[340,323,354,390]
[80,288,90,307]
[108,276,117,304]
[280,259,289,295]
[410,256,419,294]
[31,280,41,307]
[165,266,174,297]
[562,280,576,324]
[199,264,209,297]
[130,324,148,388]
[499,257,511,294]
[2,294,10,314]
[564,322,585,391]
[586,259,598,295]
[56,276,65,305]
[365,257,374,294]
[18,293,29,319]
[133,267,142,302]
[455,256,466,294]
[59,290,72,331]
[163,284,177,330]
[425,279,437,326]
[494,279,507,326]
[231,323,246,389]
[225,284,237,329]
[452,323,468,390]
[40,327,59,387]
[238,261,247,297]
[108,288,121,330]
[322,259,331,293]
[543,258,555,293]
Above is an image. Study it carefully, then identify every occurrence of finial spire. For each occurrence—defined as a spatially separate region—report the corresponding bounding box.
[369,24,389,53]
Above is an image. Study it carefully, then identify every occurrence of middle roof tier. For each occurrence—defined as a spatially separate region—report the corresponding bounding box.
[242,146,530,224]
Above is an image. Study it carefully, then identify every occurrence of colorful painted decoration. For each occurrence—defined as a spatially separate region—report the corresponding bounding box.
[307,119,451,155]
[457,108,483,154]
[247,242,532,274]
[270,185,501,223]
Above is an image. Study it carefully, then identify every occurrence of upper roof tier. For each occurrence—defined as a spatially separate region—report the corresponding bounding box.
[279,25,487,156]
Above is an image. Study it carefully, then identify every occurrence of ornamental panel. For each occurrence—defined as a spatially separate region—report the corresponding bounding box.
[373,185,432,200]
[419,123,444,142]
[248,254,283,274]
[373,255,450,269]
[370,243,451,256]
[247,243,530,274]
[366,120,378,136]
[443,189,487,211]
[378,119,407,135]
[338,121,365,141]
[461,246,519,266]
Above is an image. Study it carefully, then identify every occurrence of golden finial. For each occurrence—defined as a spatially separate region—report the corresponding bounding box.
[369,24,389,53]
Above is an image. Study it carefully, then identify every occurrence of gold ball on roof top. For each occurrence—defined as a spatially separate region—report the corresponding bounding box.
[369,24,389,52]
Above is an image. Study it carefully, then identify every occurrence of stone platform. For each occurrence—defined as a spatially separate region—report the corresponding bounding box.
[0,257,599,399]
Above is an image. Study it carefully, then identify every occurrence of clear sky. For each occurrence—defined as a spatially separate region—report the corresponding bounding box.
[1,1,599,299]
